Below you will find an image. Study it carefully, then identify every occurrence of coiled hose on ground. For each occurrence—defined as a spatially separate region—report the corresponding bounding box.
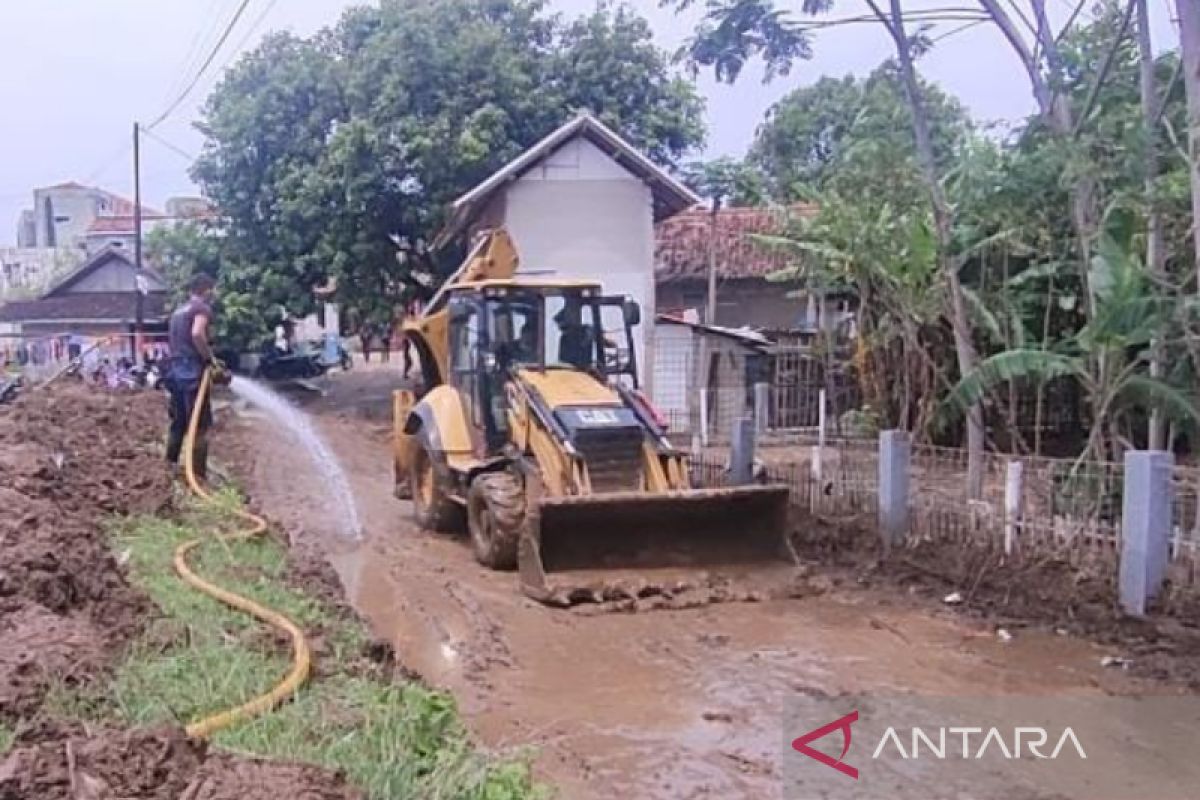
[176,366,311,739]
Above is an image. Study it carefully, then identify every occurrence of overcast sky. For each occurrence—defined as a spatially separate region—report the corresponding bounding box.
[0,0,1181,246]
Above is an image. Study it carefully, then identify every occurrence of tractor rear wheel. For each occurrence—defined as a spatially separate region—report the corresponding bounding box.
[409,442,460,533]
[467,472,523,570]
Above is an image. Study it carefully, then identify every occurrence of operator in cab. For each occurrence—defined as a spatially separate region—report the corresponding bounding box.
[164,273,218,481]
[554,297,593,369]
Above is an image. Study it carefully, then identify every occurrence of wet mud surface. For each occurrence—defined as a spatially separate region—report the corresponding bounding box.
[223,370,1177,800]
[0,723,358,800]
[0,385,163,720]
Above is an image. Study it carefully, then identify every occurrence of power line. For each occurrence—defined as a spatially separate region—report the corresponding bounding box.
[221,0,280,70]
[83,138,134,186]
[146,0,256,130]
[140,127,198,163]
[160,0,237,109]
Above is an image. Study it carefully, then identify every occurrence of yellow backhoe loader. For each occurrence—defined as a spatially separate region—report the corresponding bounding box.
[392,229,789,605]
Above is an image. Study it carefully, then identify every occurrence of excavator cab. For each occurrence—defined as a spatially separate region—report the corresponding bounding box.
[393,230,790,605]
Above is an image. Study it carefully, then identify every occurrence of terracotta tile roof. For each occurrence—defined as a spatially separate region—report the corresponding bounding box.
[0,292,167,323]
[655,203,816,284]
[85,213,166,235]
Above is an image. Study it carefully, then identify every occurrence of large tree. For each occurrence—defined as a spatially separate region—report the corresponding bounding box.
[188,0,704,345]
[671,0,988,495]
[749,69,968,200]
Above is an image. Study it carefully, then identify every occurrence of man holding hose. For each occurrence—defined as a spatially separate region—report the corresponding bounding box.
[164,273,218,481]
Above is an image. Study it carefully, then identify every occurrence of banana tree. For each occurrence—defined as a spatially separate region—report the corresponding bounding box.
[754,193,946,434]
[947,233,1199,461]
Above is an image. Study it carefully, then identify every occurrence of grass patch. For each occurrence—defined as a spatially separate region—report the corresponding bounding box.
[54,496,544,800]
[0,723,12,756]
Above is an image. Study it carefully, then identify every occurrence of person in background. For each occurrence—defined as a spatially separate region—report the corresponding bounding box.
[400,331,413,379]
[360,325,373,364]
[164,273,218,481]
[380,323,393,363]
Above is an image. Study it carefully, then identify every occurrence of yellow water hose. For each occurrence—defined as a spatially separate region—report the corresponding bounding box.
[175,366,312,739]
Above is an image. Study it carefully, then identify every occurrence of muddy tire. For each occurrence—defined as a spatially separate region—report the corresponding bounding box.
[409,443,460,533]
[393,458,412,500]
[467,472,523,570]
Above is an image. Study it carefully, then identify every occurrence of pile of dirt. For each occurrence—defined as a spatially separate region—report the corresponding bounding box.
[791,518,1200,689]
[0,724,360,800]
[0,384,166,720]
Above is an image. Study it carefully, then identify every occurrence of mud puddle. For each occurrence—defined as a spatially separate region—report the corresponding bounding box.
[224,371,1152,800]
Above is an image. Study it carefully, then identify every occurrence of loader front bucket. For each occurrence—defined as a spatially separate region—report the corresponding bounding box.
[518,484,791,606]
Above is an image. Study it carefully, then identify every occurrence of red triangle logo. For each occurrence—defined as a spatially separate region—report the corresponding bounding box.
[791,710,860,780]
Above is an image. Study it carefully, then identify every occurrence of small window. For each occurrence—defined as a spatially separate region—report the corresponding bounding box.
[54,215,70,223]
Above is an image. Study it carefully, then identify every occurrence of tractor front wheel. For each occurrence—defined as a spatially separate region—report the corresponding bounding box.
[467,472,523,570]
[409,443,460,533]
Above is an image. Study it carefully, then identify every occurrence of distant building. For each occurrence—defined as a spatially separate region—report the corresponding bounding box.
[0,247,169,354]
[165,196,215,218]
[655,204,855,335]
[83,213,172,256]
[0,247,84,301]
[14,182,210,254]
[15,211,36,248]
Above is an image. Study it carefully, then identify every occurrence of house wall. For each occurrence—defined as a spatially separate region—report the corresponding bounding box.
[0,248,81,300]
[653,322,761,438]
[653,322,695,430]
[16,211,36,248]
[657,278,855,332]
[657,279,804,329]
[33,186,109,249]
[84,232,137,256]
[496,137,657,396]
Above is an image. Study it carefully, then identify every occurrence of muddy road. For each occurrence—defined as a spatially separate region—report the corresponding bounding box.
[223,369,1142,799]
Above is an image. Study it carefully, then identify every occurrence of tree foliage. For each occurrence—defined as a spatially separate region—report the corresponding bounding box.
[749,66,970,200]
[679,0,1200,458]
[183,0,704,346]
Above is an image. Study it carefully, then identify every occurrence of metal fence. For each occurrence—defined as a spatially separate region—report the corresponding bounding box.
[689,433,1200,589]
[654,335,859,444]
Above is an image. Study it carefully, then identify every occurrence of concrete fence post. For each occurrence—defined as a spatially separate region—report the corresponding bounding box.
[1004,460,1024,557]
[812,388,827,484]
[754,382,770,436]
[878,430,911,549]
[730,416,756,486]
[699,388,710,447]
[1120,450,1174,616]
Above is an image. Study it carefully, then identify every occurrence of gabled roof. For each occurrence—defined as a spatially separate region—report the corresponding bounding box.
[42,246,166,298]
[0,292,168,324]
[439,112,702,246]
[655,203,817,284]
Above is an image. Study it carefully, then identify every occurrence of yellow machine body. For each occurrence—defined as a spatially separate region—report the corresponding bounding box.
[392,229,789,603]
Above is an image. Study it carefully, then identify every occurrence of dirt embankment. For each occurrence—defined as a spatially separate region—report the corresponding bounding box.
[0,722,355,800]
[0,384,360,799]
[792,515,1200,688]
[0,385,166,720]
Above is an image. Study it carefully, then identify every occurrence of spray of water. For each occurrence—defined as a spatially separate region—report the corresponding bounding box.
[228,377,364,540]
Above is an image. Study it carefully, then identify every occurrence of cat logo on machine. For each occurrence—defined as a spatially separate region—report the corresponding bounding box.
[575,409,620,425]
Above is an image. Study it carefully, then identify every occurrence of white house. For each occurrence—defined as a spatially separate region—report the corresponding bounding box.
[438,112,701,397]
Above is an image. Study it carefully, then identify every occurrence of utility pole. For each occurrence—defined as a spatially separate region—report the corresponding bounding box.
[705,195,720,324]
[133,122,145,365]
